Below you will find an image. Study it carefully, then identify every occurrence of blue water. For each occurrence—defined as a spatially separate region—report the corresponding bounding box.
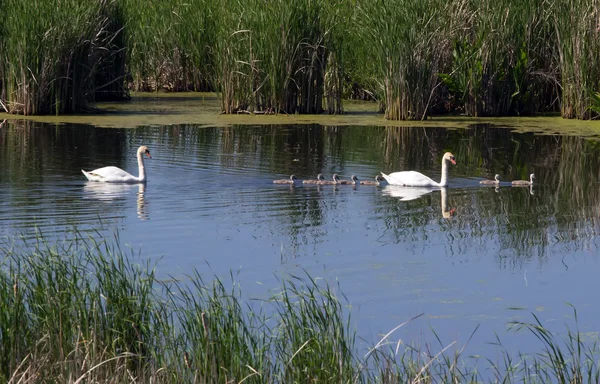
[1,120,599,364]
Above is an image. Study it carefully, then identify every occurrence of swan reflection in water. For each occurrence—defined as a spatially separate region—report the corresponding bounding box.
[382,186,455,218]
[512,184,535,195]
[83,182,149,220]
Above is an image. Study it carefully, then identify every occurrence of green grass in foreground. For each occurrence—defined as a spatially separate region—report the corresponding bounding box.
[0,231,599,383]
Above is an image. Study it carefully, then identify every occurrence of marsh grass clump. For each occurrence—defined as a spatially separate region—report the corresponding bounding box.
[2,232,600,382]
[121,0,216,93]
[211,0,346,115]
[440,0,546,117]
[0,232,361,382]
[170,271,267,382]
[552,0,600,119]
[0,0,126,115]
[0,232,164,382]
[269,275,358,382]
[356,0,451,120]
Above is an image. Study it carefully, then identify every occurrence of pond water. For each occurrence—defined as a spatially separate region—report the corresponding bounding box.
[1,117,600,361]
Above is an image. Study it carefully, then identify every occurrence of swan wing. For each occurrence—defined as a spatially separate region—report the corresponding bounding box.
[82,166,138,183]
[381,171,439,187]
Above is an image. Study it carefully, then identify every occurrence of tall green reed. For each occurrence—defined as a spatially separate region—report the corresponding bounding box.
[211,0,345,114]
[553,0,600,119]
[170,270,267,383]
[0,0,125,115]
[440,0,545,117]
[0,231,164,382]
[121,0,216,92]
[357,0,451,120]
[269,275,358,382]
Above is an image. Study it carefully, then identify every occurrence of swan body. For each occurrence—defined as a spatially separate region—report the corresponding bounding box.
[273,175,300,185]
[303,174,325,184]
[360,175,386,186]
[480,174,501,185]
[339,175,359,185]
[82,145,151,183]
[512,173,535,186]
[317,174,340,185]
[381,152,456,187]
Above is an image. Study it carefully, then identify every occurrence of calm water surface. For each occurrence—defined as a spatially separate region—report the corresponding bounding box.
[2,119,600,358]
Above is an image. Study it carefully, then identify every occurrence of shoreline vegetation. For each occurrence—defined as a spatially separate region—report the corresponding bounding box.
[1,0,600,120]
[1,233,599,383]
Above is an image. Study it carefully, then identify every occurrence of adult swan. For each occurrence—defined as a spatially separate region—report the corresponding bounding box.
[381,152,456,187]
[82,145,151,183]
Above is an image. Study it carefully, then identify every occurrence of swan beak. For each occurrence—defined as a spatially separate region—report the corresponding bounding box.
[145,151,152,158]
[450,158,456,165]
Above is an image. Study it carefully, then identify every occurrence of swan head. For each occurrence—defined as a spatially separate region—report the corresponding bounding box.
[290,175,298,181]
[317,173,325,180]
[494,174,501,181]
[138,145,152,158]
[375,175,385,182]
[530,173,536,181]
[351,175,358,182]
[443,152,456,165]
[332,174,340,182]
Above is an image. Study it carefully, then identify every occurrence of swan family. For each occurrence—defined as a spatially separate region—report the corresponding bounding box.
[274,173,383,186]
[82,146,536,191]
[378,151,535,188]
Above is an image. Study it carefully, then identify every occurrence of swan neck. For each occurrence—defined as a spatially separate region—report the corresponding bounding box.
[439,158,449,186]
[137,150,146,182]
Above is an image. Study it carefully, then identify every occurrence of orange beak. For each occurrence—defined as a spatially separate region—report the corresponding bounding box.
[450,158,456,165]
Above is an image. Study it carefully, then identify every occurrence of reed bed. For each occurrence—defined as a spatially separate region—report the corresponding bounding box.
[0,0,126,115]
[1,232,600,383]
[2,0,600,119]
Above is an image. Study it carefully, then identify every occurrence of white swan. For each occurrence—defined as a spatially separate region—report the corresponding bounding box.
[480,174,501,185]
[512,173,535,186]
[82,145,151,183]
[381,152,456,187]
